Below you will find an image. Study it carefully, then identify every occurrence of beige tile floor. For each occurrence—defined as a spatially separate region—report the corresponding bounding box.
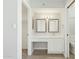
[22,49,75,59]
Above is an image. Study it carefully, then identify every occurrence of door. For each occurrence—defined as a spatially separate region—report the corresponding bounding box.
[3,0,18,59]
[67,2,75,55]
[65,1,75,58]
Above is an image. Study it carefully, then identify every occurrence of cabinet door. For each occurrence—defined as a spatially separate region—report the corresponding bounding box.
[48,39,64,54]
[3,0,17,59]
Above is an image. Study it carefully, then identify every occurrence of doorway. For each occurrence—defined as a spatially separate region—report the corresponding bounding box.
[21,0,75,59]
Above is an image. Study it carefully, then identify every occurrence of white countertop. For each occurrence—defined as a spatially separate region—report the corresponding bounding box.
[30,36,64,39]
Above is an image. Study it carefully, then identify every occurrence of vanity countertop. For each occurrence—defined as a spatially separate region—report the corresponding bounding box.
[30,36,64,42]
[30,36,64,39]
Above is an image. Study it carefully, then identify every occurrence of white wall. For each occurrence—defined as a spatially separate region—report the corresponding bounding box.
[3,0,17,59]
[22,21,28,49]
[32,8,65,37]
[22,3,28,49]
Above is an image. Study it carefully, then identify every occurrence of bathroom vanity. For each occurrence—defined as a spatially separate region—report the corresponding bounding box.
[30,36,64,54]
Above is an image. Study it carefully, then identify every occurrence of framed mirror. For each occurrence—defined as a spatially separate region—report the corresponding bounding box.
[48,19,59,33]
[36,19,46,33]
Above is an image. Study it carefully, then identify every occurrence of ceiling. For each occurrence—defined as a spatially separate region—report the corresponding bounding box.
[28,0,66,8]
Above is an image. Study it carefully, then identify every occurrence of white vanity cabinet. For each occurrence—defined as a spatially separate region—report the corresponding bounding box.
[48,38,64,54]
[31,36,64,54]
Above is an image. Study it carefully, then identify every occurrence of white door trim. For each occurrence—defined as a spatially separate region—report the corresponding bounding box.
[17,0,22,59]
[17,0,31,59]
[64,0,75,58]
[17,0,74,58]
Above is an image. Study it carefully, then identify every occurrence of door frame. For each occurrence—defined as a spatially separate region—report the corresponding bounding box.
[64,0,75,58]
[17,0,22,59]
[17,0,75,59]
[17,0,31,59]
